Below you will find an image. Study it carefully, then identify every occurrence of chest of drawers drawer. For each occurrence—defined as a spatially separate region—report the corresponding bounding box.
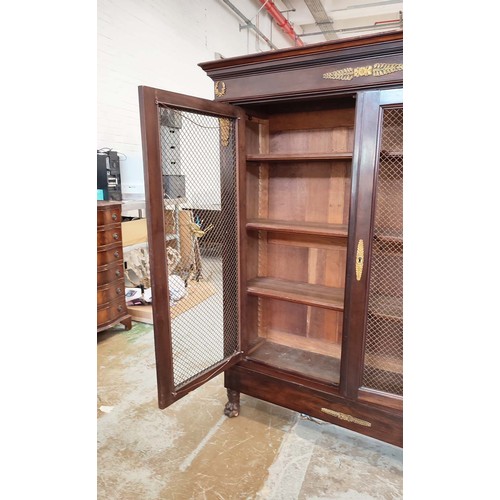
[97,224,122,247]
[97,261,124,286]
[97,245,123,267]
[97,279,126,305]
[97,201,131,332]
[97,204,122,226]
[97,295,128,329]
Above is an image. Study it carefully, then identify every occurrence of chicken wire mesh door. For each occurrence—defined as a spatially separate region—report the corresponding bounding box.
[362,105,403,396]
[156,104,240,391]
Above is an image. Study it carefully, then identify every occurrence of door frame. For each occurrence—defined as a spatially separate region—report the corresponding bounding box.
[138,86,246,408]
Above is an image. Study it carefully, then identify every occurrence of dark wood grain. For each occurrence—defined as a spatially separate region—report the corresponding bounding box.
[246,219,348,237]
[247,340,340,384]
[142,32,403,447]
[247,277,344,311]
[225,363,402,447]
[97,202,131,333]
[247,152,352,161]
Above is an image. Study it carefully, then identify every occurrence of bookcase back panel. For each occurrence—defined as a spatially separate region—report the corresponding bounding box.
[243,296,342,384]
[265,233,347,289]
[266,163,351,225]
[269,107,355,133]
[269,128,354,154]
[258,299,343,347]
[268,107,354,154]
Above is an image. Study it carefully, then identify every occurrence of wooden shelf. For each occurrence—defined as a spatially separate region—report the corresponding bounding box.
[369,295,402,320]
[246,152,352,162]
[246,219,348,238]
[380,150,403,160]
[374,230,403,244]
[365,352,403,375]
[247,277,344,311]
[264,329,342,358]
[247,339,341,384]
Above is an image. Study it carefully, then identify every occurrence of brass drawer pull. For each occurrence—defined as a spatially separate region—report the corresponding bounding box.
[112,213,118,221]
[355,239,364,281]
[321,408,371,427]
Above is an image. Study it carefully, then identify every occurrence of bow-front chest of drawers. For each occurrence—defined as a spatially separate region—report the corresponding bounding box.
[97,201,132,332]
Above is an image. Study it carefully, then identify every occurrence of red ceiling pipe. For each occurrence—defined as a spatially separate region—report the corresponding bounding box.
[258,0,304,47]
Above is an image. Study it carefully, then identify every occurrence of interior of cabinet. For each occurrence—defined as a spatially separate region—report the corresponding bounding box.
[243,98,355,384]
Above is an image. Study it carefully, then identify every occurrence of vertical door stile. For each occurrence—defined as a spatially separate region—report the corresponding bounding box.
[139,86,174,408]
[341,90,382,399]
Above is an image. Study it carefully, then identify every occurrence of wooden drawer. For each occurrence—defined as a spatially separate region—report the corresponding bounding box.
[97,225,122,247]
[97,202,122,226]
[97,245,123,266]
[97,295,127,328]
[97,261,124,286]
[97,279,126,306]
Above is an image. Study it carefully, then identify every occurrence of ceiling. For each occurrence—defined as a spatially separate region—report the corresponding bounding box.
[248,0,403,47]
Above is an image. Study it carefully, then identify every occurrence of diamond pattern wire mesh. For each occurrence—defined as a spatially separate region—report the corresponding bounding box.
[362,107,403,396]
[159,106,239,389]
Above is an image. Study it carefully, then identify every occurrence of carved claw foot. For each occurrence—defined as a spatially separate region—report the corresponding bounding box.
[224,389,240,418]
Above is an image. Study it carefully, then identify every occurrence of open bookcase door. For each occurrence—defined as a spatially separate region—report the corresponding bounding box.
[342,88,403,408]
[138,86,246,409]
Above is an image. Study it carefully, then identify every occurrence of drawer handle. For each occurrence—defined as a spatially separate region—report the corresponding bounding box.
[113,233,119,240]
[320,408,371,427]
[115,269,121,277]
[114,251,120,258]
[116,287,122,294]
[112,213,118,221]
[117,305,123,312]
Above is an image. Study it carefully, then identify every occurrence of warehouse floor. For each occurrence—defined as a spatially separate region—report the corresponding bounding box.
[97,320,403,500]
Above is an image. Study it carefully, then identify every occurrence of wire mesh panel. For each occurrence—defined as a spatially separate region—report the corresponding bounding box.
[158,106,239,390]
[362,106,403,396]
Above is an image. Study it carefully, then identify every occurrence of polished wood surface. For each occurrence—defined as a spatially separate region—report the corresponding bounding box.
[247,277,344,311]
[200,32,403,105]
[246,219,348,237]
[97,201,131,333]
[247,153,352,161]
[138,87,245,409]
[226,363,402,447]
[141,32,403,447]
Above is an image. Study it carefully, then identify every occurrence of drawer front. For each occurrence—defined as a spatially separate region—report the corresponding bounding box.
[97,204,122,226]
[97,279,125,305]
[97,261,124,286]
[97,245,123,266]
[97,295,127,327]
[97,225,122,247]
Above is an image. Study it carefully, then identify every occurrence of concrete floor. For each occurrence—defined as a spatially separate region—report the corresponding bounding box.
[97,320,403,499]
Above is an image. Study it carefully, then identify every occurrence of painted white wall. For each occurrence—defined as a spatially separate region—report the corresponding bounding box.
[97,0,293,198]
